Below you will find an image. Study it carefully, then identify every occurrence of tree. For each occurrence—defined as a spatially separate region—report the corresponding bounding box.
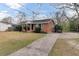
[50,3,79,32]
[16,10,27,31]
[1,16,13,24]
[26,8,40,20]
[55,11,61,24]
[58,3,79,32]
[16,11,26,23]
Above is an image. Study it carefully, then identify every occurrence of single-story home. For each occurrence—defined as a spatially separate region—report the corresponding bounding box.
[22,19,55,33]
[0,19,55,33]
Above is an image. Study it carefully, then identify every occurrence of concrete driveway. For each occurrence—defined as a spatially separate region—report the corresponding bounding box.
[9,32,79,56]
[9,33,61,56]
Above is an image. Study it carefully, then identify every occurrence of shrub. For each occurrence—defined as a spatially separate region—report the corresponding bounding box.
[54,24,62,33]
[7,27,14,31]
[34,26,41,33]
[14,25,22,31]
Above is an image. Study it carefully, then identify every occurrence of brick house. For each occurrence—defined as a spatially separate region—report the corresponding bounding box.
[26,19,55,33]
[24,19,55,33]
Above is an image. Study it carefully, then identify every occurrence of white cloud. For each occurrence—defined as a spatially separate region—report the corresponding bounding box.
[0,11,10,20]
[5,3,24,9]
[1,11,8,13]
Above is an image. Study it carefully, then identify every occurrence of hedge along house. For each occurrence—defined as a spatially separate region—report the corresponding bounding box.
[22,19,55,33]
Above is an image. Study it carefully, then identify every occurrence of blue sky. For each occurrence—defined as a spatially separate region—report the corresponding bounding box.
[0,3,58,20]
[0,3,76,21]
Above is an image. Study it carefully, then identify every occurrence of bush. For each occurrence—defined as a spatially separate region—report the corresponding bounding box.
[14,25,22,31]
[6,27,13,31]
[54,24,62,33]
[34,27,41,33]
[12,24,27,32]
[69,20,77,32]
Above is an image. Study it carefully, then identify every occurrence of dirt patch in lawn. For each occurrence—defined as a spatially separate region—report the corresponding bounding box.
[59,32,79,39]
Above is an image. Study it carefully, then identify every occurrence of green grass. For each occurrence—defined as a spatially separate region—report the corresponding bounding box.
[0,32,45,56]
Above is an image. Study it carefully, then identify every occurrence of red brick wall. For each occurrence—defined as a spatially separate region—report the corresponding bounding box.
[42,21,54,33]
[26,20,55,33]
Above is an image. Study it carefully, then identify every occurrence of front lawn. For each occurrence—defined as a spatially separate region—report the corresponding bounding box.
[49,39,79,56]
[0,32,45,56]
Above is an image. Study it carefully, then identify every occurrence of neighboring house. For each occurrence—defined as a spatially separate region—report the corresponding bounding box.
[0,21,12,31]
[23,19,55,33]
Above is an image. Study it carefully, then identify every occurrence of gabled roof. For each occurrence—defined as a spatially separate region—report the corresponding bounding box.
[27,19,55,24]
[17,19,55,25]
[33,19,53,22]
